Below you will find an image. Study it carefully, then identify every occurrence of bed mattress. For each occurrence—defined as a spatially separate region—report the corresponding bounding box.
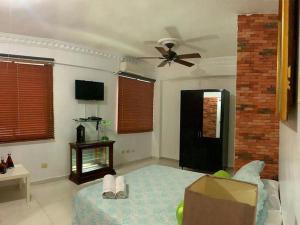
[73,165,203,225]
[73,165,282,225]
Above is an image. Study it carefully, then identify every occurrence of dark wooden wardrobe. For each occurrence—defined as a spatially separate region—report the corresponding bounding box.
[179,89,230,173]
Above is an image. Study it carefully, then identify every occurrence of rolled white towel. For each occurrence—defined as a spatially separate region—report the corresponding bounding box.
[116,176,127,199]
[102,174,116,199]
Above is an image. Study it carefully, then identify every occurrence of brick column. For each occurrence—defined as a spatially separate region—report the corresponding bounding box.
[235,14,279,179]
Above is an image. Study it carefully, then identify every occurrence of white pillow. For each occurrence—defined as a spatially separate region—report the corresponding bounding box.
[264,210,282,225]
[262,179,279,196]
[263,179,281,211]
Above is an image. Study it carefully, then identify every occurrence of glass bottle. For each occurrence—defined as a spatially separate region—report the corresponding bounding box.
[0,161,4,174]
[6,154,14,168]
[0,157,7,174]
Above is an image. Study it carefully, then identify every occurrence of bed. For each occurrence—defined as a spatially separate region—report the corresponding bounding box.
[73,165,282,225]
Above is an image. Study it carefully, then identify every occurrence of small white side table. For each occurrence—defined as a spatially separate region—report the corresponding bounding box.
[0,164,30,202]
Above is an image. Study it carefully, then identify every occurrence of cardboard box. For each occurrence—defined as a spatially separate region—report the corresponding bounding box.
[183,175,258,225]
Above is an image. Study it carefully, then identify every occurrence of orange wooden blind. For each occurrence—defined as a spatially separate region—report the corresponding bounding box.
[118,76,154,134]
[0,61,54,143]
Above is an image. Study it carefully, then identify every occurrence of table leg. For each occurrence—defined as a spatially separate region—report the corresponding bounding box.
[26,176,31,203]
[19,178,23,190]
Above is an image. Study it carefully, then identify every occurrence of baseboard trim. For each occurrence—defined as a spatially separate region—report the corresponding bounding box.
[159,157,179,162]
[32,175,68,185]
[31,157,180,185]
[115,157,154,169]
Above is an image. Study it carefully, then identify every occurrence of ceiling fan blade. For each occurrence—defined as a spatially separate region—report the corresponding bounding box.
[184,35,219,43]
[143,41,158,46]
[177,53,201,59]
[174,59,194,67]
[157,60,168,67]
[155,47,168,56]
[165,26,183,40]
[182,43,207,53]
[137,57,165,59]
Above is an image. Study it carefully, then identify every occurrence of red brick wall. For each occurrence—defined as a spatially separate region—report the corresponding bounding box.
[235,14,279,179]
[203,97,218,138]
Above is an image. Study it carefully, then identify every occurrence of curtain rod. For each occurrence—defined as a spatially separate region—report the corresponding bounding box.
[116,71,156,83]
[0,53,114,73]
[0,55,156,81]
[0,54,156,80]
[0,53,54,65]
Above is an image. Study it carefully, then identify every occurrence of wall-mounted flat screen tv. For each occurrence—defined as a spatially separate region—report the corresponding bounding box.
[75,80,104,100]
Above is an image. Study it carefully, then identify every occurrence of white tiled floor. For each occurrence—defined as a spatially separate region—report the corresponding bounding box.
[0,158,178,225]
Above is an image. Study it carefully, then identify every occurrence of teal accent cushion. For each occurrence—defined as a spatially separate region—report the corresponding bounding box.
[236,160,265,175]
[213,170,232,179]
[233,160,267,225]
[256,201,268,225]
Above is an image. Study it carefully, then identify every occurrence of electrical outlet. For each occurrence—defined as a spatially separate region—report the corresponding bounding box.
[41,163,48,168]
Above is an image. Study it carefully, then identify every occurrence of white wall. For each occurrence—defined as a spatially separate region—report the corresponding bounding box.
[0,40,156,182]
[279,6,300,224]
[159,76,236,166]
[279,107,300,225]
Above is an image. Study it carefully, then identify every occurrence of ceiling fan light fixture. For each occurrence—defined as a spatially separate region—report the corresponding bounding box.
[158,38,179,48]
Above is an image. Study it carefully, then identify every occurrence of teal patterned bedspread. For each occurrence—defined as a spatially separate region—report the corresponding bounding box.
[73,165,203,225]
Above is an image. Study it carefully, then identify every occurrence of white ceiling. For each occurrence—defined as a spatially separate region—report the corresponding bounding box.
[0,0,278,59]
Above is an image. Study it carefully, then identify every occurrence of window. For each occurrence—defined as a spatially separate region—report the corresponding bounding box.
[117,76,154,134]
[0,61,54,143]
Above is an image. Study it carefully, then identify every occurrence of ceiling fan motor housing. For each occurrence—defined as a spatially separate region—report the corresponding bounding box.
[165,42,175,49]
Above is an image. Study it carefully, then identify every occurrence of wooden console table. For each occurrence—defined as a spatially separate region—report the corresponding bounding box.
[69,140,116,184]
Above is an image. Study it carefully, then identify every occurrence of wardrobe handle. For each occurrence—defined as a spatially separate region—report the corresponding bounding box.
[197,130,202,138]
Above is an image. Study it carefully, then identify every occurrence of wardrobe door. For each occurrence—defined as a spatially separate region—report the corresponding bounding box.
[179,90,203,168]
[197,137,222,172]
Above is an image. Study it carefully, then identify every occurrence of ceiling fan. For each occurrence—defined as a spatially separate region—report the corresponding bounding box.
[139,38,201,67]
[144,26,219,53]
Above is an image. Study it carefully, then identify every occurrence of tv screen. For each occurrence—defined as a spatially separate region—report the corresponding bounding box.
[75,80,104,100]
